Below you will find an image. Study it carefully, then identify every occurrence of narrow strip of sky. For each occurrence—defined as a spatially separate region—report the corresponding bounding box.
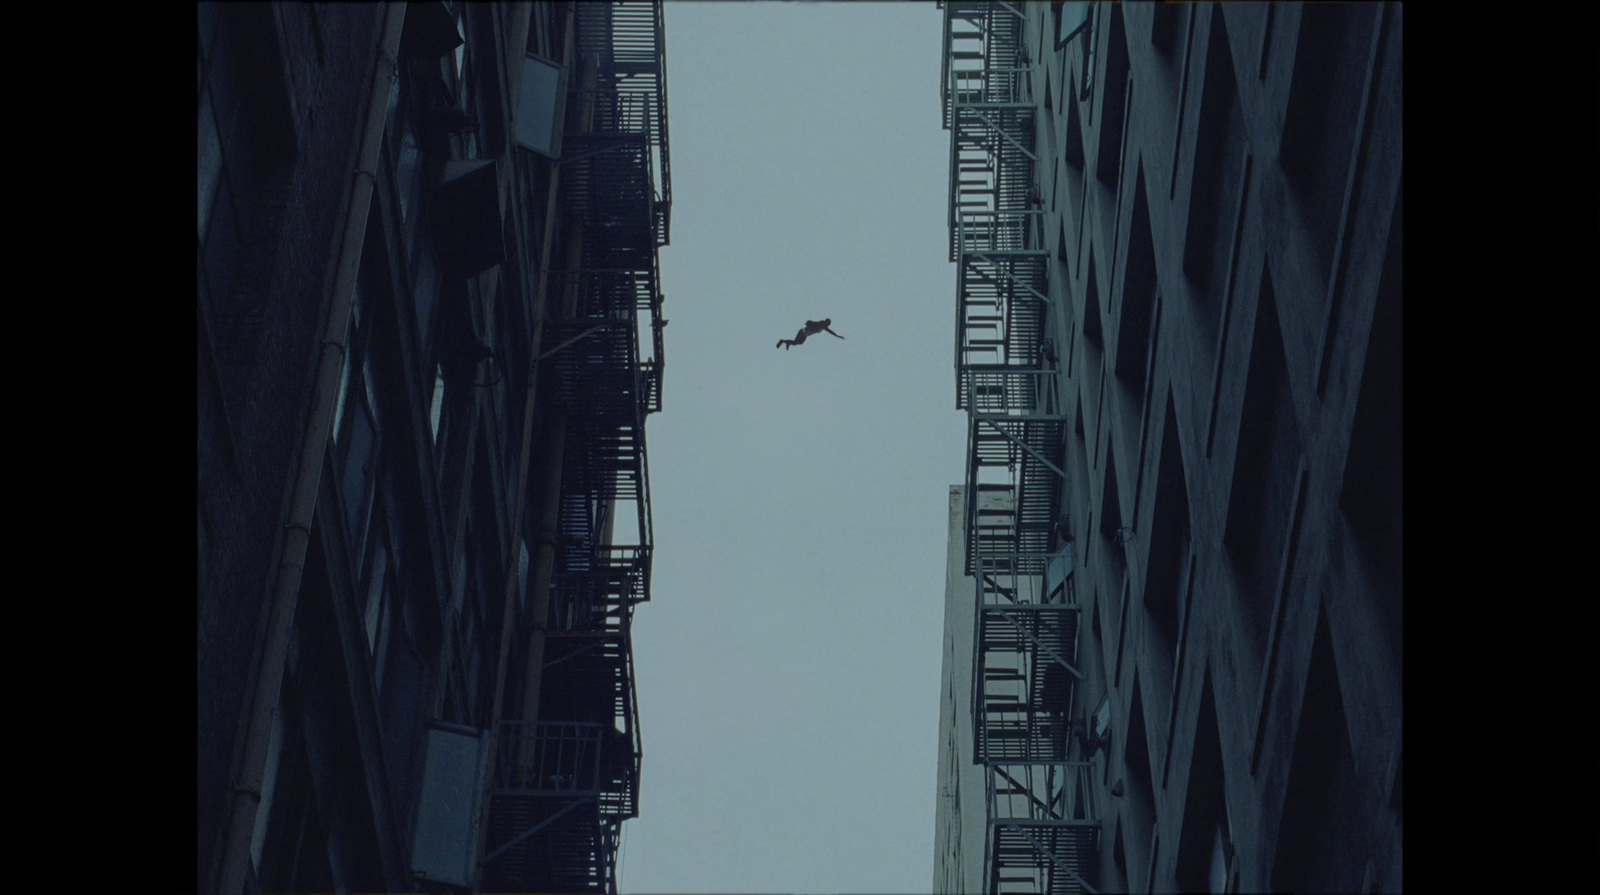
[619,3,965,893]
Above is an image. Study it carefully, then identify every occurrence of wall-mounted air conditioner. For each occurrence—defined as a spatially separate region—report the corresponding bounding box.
[409,721,490,889]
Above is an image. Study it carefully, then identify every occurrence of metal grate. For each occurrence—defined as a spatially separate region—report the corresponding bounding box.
[984,762,1101,894]
[575,0,671,246]
[964,415,1066,576]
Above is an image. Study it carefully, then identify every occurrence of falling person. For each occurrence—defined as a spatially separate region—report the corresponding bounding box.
[776,318,845,350]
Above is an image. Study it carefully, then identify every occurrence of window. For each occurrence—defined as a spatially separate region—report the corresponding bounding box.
[415,243,440,358]
[1270,609,1364,893]
[1175,671,1231,894]
[1222,266,1300,666]
[330,346,352,444]
[332,279,364,444]
[249,700,286,870]
[429,364,446,445]
[198,79,225,240]
[339,354,379,554]
[197,73,242,323]
[397,124,423,225]
[364,539,390,654]
[371,557,394,694]
[516,539,530,612]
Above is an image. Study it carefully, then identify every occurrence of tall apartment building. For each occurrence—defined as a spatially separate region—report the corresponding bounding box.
[197,3,671,892]
[935,2,1401,892]
[933,486,995,895]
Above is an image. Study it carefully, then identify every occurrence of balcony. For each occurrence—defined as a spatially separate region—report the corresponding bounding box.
[955,210,1049,411]
[964,408,1066,574]
[984,761,1100,894]
[575,0,672,247]
[943,1,1034,260]
[482,721,633,893]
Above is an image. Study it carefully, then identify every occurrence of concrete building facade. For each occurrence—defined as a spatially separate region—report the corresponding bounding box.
[934,486,995,895]
[197,3,671,892]
[936,2,1401,892]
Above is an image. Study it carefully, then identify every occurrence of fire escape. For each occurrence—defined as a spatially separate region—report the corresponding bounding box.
[944,3,1097,893]
[480,3,670,892]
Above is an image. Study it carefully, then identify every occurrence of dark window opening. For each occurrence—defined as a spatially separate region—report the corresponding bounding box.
[1116,162,1158,393]
[1271,607,1365,894]
[1109,818,1129,894]
[1151,2,1183,56]
[1279,4,1377,276]
[1083,249,1104,348]
[299,522,388,891]
[1091,581,1104,649]
[1143,393,1188,715]
[1223,265,1300,663]
[1064,72,1086,169]
[1094,5,1129,186]
[1340,192,1402,666]
[1113,164,1158,437]
[379,587,428,829]
[1181,4,1243,369]
[1122,678,1157,893]
[1175,669,1231,894]
[1062,72,1088,238]
[1099,445,1126,601]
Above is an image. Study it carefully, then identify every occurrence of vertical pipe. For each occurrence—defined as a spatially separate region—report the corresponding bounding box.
[213,5,407,893]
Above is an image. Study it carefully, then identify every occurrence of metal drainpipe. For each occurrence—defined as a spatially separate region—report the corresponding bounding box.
[213,5,406,892]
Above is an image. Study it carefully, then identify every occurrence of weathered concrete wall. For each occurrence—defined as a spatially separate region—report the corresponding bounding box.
[1028,2,1402,891]
[197,4,383,889]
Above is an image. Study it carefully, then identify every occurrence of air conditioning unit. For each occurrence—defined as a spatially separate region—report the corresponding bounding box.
[409,721,490,889]
[514,53,569,159]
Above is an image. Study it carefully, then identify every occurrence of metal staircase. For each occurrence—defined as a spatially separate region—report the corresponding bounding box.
[483,4,668,891]
[482,722,624,893]
[943,0,1049,415]
[984,759,1099,895]
[944,4,1099,891]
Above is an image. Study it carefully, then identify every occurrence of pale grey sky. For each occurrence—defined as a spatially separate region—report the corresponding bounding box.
[620,3,964,892]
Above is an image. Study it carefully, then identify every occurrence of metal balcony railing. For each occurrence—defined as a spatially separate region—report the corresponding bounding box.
[955,211,1048,410]
[550,547,651,635]
[494,721,605,795]
[944,1,1033,261]
[942,4,1102,890]
[941,1,1029,128]
[970,554,1080,755]
[483,721,633,893]
[556,420,653,553]
[533,652,640,817]
[561,132,656,245]
[962,367,1055,415]
[576,0,671,246]
[963,409,1066,576]
[971,564,1083,765]
[984,762,1101,894]
[956,208,1044,256]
